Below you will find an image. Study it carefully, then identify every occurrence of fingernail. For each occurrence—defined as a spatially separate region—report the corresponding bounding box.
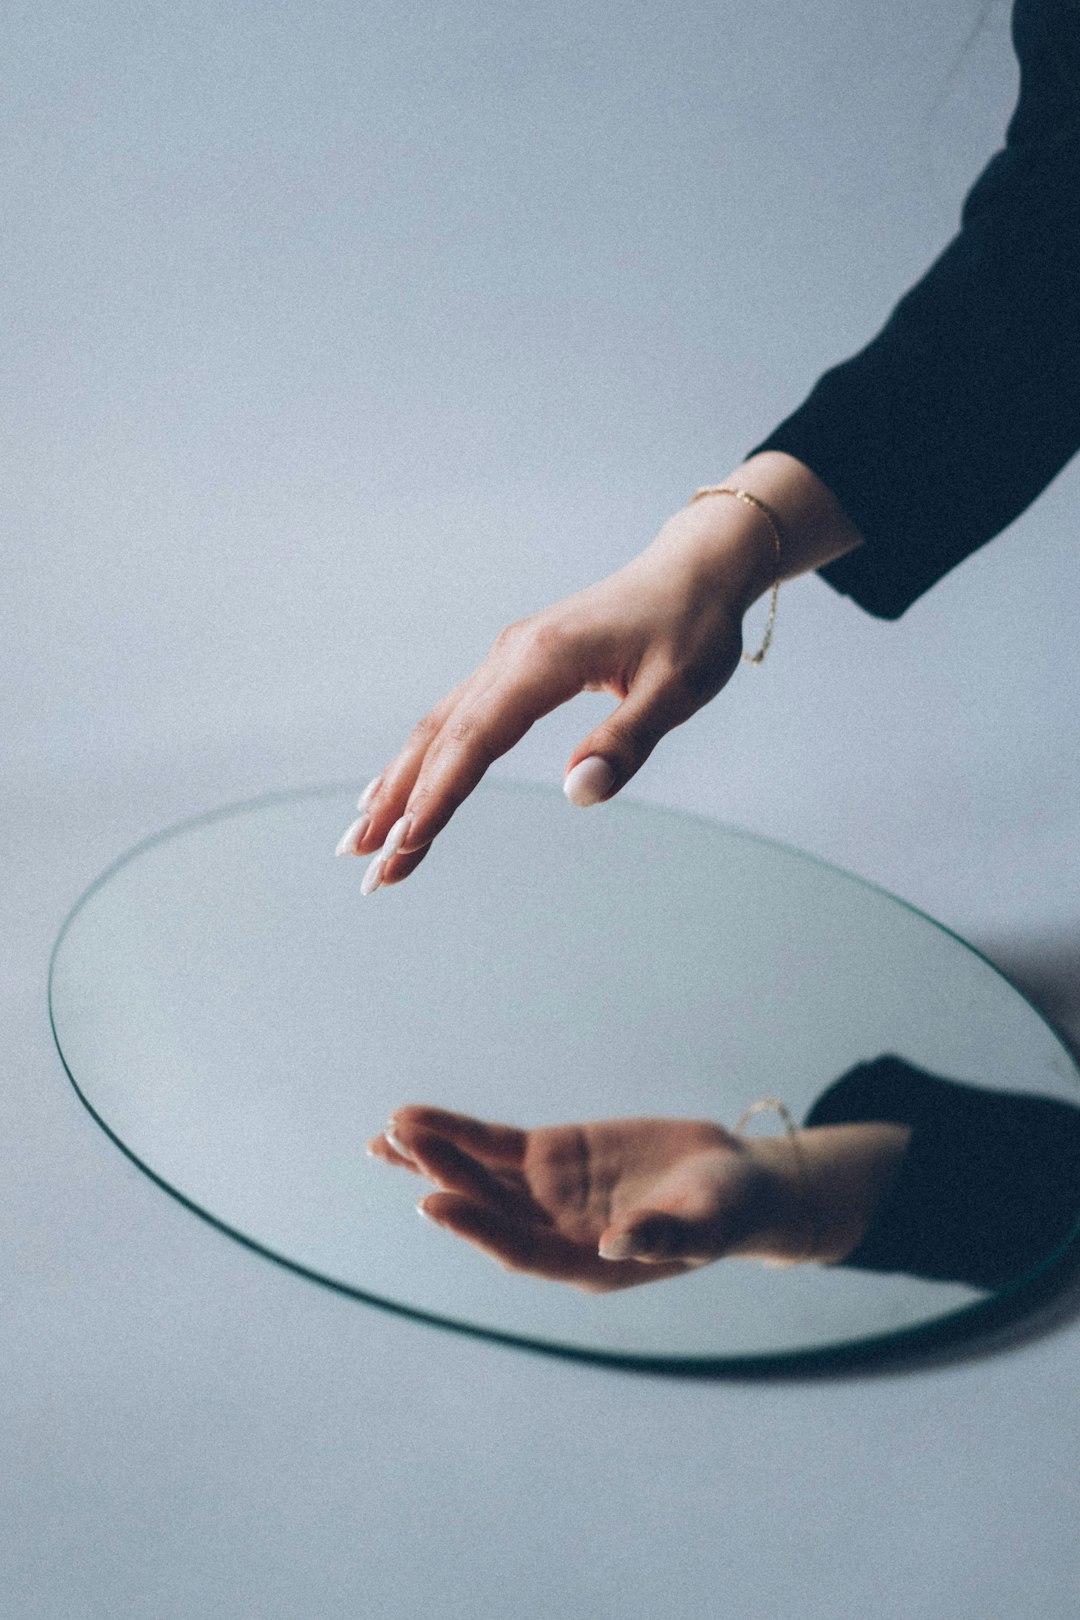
[361,854,385,896]
[385,1127,414,1160]
[380,814,411,861]
[564,755,615,807]
[335,814,370,857]
[357,774,383,811]
[598,1233,634,1261]
[416,1201,438,1224]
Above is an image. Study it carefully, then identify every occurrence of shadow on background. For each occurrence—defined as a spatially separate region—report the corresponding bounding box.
[980,929,1080,1058]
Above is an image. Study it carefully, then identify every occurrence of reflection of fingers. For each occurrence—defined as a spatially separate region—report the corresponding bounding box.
[419,1194,571,1278]
[397,1129,528,1215]
[391,1105,525,1167]
[598,1210,720,1265]
[366,1132,423,1174]
[423,1196,687,1291]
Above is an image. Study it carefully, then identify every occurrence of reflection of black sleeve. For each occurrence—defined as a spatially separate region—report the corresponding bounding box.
[749,0,1080,620]
[805,1056,1080,1288]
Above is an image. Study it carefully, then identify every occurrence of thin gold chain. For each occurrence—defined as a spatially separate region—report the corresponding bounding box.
[689,484,783,665]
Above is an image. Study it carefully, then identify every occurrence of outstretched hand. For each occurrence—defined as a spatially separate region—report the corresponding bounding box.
[367,1105,791,1292]
[336,452,865,892]
[337,503,749,892]
[369,1106,913,1289]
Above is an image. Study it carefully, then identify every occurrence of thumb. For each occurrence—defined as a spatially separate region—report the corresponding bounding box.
[563,669,689,806]
[597,1207,729,1266]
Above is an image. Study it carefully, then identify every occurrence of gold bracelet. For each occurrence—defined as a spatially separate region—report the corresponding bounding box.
[734,1097,816,1266]
[689,484,783,665]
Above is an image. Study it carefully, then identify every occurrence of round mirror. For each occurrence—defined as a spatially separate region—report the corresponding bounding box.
[49,780,1080,1367]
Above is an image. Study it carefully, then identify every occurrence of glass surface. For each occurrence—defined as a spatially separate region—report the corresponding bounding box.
[49,781,1080,1366]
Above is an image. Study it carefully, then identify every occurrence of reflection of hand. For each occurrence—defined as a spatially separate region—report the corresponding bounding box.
[369,1107,914,1290]
[337,452,864,891]
[368,1106,794,1292]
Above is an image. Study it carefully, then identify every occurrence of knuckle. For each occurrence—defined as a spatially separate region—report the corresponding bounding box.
[605,713,658,760]
[521,618,566,659]
[403,782,437,824]
[408,709,442,748]
[490,619,527,658]
[445,711,493,759]
[450,711,504,771]
[492,616,566,665]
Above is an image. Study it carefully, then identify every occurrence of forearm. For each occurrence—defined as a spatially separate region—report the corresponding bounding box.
[749,0,1080,619]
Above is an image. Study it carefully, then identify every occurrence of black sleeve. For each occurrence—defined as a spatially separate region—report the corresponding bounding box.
[749,0,1080,620]
[805,1056,1080,1288]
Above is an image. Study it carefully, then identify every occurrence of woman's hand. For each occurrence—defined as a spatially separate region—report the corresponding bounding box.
[336,452,863,890]
[367,1106,788,1292]
[368,1105,913,1291]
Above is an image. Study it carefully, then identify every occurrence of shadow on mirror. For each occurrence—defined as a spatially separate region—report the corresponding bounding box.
[373,1056,1080,1294]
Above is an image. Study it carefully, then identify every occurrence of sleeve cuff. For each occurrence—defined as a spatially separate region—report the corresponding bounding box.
[804,1056,1080,1288]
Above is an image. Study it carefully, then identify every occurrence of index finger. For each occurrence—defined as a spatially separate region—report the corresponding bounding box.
[379,643,584,878]
[390,1105,526,1167]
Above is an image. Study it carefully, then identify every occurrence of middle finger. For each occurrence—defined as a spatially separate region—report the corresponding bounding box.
[384,658,581,869]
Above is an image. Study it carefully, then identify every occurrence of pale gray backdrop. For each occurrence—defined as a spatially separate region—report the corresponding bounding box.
[4,1,1079,1615]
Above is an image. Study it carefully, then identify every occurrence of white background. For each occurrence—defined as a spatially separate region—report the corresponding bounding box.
[4,1,1079,1613]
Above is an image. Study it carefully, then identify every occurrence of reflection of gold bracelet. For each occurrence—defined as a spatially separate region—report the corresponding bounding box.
[689,485,783,665]
[734,1097,816,1266]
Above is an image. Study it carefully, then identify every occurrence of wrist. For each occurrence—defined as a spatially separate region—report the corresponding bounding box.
[721,451,865,581]
[734,1135,819,1264]
[671,451,865,610]
[650,490,781,622]
[659,449,864,626]
[740,1123,913,1266]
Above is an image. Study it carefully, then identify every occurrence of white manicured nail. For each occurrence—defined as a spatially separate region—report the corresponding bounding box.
[385,1126,413,1160]
[563,755,615,807]
[357,774,383,811]
[598,1233,634,1261]
[380,814,411,861]
[360,854,385,896]
[335,815,370,856]
[416,1201,437,1223]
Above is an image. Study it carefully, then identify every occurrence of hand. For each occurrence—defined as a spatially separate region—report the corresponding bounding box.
[369,1106,914,1290]
[368,1105,792,1292]
[335,453,864,890]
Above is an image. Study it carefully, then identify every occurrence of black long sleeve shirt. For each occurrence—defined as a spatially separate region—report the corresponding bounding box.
[805,1057,1080,1287]
[751,0,1080,619]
